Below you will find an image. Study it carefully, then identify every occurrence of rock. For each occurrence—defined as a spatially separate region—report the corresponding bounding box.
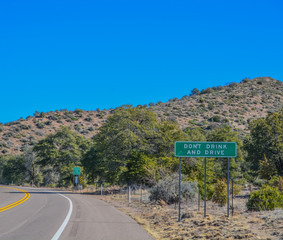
[181,212,195,219]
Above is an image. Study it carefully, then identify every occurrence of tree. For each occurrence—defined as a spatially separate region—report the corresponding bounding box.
[23,148,42,186]
[1,155,26,185]
[81,147,106,183]
[259,155,277,180]
[184,127,206,142]
[190,88,200,96]
[33,127,91,186]
[207,125,244,179]
[182,127,206,181]
[82,105,185,185]
[244,108,283,177]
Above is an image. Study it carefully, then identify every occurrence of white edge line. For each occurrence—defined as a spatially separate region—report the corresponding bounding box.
[51,194,73,240]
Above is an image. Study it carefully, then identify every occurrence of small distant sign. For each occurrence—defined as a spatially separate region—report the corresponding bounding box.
[73,167,81,175]
[175,142,237,158]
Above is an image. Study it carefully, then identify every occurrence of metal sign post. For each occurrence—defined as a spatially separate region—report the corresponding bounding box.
[129,186,132,204]
[73,167,81,191]
[232,178,234,216]
[227,158,229,217]
[204,157,207,217]
[178,157,181,222]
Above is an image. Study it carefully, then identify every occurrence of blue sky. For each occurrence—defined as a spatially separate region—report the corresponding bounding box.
[0,0,282,123]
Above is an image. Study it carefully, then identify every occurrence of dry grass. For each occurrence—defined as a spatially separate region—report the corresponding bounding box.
[97,192,283,240]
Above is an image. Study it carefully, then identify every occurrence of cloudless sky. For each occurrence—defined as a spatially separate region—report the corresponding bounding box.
[0,0,282,123]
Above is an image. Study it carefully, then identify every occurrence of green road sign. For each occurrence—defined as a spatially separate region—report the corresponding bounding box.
[175,142,237,158]
[73,167,81,175]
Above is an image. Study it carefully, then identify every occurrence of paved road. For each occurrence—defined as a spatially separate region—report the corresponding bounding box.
[0,186,154,240]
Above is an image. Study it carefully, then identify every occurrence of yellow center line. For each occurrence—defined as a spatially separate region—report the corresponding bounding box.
[0,186,31,212]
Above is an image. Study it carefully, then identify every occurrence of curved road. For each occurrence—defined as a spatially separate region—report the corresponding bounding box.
[0,186,153,240]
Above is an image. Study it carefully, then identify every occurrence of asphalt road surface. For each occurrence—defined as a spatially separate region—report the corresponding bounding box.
[0,186,154,240]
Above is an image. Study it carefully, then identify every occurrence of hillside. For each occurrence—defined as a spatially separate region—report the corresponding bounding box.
[151,77,283,131]
[0,77,282,156]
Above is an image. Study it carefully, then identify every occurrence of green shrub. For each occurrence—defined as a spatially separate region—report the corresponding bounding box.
[84,117,92,122]
[252,177,266,187]
[149,174,198,204]
[36,122,45,129]
[208,102,214,110]
[201,88,214,94]
[246,185,283,211]
[198,181,214,201]
[208,115,221,122]
[232,181,243,196]
[241,78,250,83]
[222,118,229,123]
[269,176,283,191]
[190,88,200,96]
[96,112,104,119]
[74,108,83,114]
[212,179,227,206]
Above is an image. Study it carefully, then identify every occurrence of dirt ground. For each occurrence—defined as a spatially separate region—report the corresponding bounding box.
[94,190,283,240]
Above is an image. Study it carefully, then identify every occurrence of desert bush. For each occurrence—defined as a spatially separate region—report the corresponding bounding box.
[241,78,250,83]
[222,118,229,123]
[190,88,200,96]
[74,124,81,131]
[269,176,283,191]
[48,115,58,120]
[36,122,45,129]
[208,102,214,110]
[84,117,92,122]
[80,129,89,135]
[33,111,40,117]
[35,131,45,136]
[88,127,94,131]
[19,124,30,130]
[96,112,104,119]
[247,185,283,211]
[149,174,198,204]
[74,109,83,114]
[44,121,52,126]
[201,88,214,94]
[232,181,243,196]
[212,179,227,206]
[3,132,14,138]
[208,115,221,122]
[4,121,20,126]
[228,82,237,88]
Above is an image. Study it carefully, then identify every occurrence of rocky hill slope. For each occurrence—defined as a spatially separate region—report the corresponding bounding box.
[0,77,282,156]
[151,77,283,131]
